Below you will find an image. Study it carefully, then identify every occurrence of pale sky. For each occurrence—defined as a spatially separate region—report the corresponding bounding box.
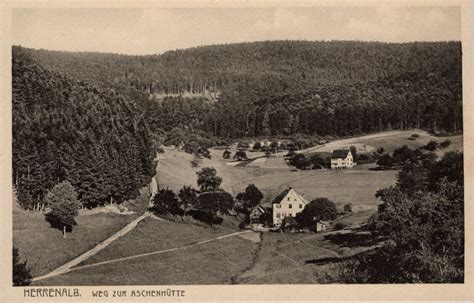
[12,6,461,55]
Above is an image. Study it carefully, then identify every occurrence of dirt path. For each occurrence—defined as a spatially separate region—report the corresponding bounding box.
[65,230,254,274]
[32,212,151,282]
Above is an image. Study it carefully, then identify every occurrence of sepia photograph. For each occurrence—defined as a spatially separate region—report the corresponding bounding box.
[1,1,473,300]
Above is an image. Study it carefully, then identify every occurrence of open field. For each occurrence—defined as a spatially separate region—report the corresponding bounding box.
[13,207,138,277]
[300,130,462,155]
[79,217,243,266]
[159,148,397,212]
[34,218,258,285]
[235,227,379,284]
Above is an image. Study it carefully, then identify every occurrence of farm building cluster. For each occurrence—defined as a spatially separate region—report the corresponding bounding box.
[247,187,331,232]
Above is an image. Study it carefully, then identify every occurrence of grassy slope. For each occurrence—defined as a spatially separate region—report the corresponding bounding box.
[25,130,462,285]
[13,206,138,277]
[80,217,242,266]
[35,218,258,285]
[301,130,462,155]
[236,230,378,284]
[158,146,398,212]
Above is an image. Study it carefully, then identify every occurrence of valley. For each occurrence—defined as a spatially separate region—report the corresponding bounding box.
[16,129,462,285]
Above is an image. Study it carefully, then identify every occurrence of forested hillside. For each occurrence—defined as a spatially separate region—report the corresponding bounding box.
[12,58,156,209]
[12,41,462,207]
[13,40,462,139]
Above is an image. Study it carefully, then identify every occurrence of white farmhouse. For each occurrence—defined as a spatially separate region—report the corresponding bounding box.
[330,149,354,169]
[272,187,308,226]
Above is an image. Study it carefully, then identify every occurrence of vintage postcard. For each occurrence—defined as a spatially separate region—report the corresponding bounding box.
[1,0,473,301]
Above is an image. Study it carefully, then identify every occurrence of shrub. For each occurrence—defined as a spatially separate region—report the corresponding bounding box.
[222,149,231,159]
[289,154,311,170]
[237,142,249,149]
[234,150,248,161]
[344,203,353,213]
[357,154,375,164]
[334,222,346,230]
[439,139,451,149]
[376,154,394,169]
[423,140,439,151]
[296,198,337,227]
[191,153,202,168]
[12,247,32,286]
[253,142,262,150]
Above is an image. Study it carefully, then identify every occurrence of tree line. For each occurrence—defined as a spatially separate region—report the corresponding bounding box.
[13,40,462,142]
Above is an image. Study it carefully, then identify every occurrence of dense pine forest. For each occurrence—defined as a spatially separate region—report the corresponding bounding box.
[14,41,462,139]
[12,40,462,208]
[13,58,156,209]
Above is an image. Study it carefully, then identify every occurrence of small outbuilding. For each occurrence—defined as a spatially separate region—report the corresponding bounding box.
[316,220,330,232]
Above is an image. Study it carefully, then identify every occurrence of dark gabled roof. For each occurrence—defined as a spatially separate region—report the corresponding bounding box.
[331,149,350,159]
[252,205,266,214]
[271,189,290,204]
[271,188,308,204]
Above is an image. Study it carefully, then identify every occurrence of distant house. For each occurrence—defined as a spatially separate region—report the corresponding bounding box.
[272,187,308,226]
[330,149,354,169]
[316,221,330,232]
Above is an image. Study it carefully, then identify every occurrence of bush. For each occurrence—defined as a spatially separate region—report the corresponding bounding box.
[357,154,375,164]
[237,142,249,149]
[289,154,311,170]
[423,140,439,151]
[222,149,231,159]
[191,153,202,168]
[252,142,262,150]
[310,154,326,169]
[376,154,394,169]
[234,150,248,161]
[13,247,32,286]
[296,198,337,228]
[334,222,346,230]
[344,203,353,213]
[439,139,451,149]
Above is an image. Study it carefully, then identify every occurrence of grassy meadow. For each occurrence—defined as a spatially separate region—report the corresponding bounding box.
[234,229,377,284]
[13,206,138,277]
[21,130,463,285]
[35,219,258,285]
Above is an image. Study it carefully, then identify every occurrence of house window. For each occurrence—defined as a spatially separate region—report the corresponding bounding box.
[289,204,292,209]
[276,213,281,218]
[276,204,281,208]
[287,197,290,201]
[299,204,303,209]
